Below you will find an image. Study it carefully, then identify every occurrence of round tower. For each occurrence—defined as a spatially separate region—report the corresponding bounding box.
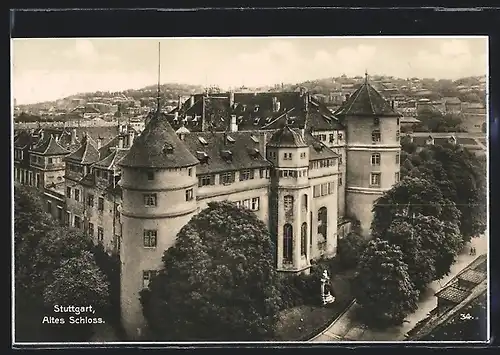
[267,126,311,274]
[336,73,401,237]
[118,112,199,339]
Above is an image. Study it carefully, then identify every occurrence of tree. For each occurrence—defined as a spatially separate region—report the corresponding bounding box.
[371,177,461,239]
[43,251,110,310]
[337,232,368,269]
[353,239,419,326]
[384,219,436,291]
[141,201,282,341]
[14,185,56,294]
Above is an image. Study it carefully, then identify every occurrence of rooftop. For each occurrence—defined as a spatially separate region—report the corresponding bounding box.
[30,135,70,156]
[458,269,486,285]
[267,125,308,148]
[435,286,470,304]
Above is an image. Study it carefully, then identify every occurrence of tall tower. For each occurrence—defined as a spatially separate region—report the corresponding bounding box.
[335,72,401,236]
[117,42,200,339]
[267,125,311,273]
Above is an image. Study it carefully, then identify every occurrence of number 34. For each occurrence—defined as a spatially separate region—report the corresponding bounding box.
[460,313,473,320]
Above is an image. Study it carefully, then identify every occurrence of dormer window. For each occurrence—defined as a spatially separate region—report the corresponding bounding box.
[254,105,260,112]
[147,171,155,181]
[254,117,261,125]
[250,135,259,143]
[198,136,208,145]
[226,135,235,143]
[373,117,380,126]
[313,142,323,151]
[196,151,209,164]
[248,148,260,159]
[221,150,233,162]
[163,143,174,154]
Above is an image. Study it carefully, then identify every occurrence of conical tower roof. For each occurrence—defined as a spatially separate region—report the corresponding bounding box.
[119,111,199,169]
[335,74,400,117]
[267,125,308,148]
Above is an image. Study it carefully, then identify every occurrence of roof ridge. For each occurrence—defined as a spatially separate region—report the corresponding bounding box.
[366,83,376,115]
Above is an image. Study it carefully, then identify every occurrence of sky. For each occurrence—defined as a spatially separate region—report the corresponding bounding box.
[12,36,488,105]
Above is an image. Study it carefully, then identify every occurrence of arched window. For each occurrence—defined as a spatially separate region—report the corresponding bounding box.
[301,222,307,256]
[302,194,308,211]
[317,207,328,248]
[283,224,293,263]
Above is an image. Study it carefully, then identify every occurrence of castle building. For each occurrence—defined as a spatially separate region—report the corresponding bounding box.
[13,75,402,340]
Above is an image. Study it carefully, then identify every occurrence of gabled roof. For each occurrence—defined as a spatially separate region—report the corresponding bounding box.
[267,125,308,148]
[119,111,199,169]
[302,133,339,161]
[94,149,129,170]
[30,134,70,156]
[65,134,100,164]
[335,76,401,117]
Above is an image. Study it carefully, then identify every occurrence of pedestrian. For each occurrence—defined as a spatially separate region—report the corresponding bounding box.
[473,247,477,255]
[470,246,474,255]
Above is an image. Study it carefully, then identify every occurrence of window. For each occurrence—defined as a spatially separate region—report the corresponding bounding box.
[198,175,214,187]
[396,154,400,165]
[302,194,308,211]
[98,197,104,211]
[284,152,292,160]
[338,132,343,141]
[74,189,80,202]
[370,172,381,187]
[300,152,306,159]
[66,187,71,198]
[48,158,53,164]
[395,172,400,183]
[142,270,157,289]
[372,130,381,143]
[338,154,343,165]
[373,117,380,126]
[321,183,328,196]
[47,201,52,213]
[301,223,307,256]
[259,168,265,179]
[339,175,343,186]
[329,133,334,143]
[97,227,104,243]
[396,130,400,141]
[317,207,328,246]
[185,188,194,201]
[243,199,251,209]
[74,216,81,229]
[240,169,254,181]
[143,230,157,248]
[268,151,276,159]
[251,197,260,211]
[220,172,235,185]
[371,153,381,166]
[397,117,400,125]
[313,185,321,197]
[188,168,192,176]
[88,222,94,237]
[87,194,94,207]
[144,193,157,207]
[35,174,40,188]
[283,224,293,263]
[284,195,294,212]
[147,171,155,181]
[57,206,63,221]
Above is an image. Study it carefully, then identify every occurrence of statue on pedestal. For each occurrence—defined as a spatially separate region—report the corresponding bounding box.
[320,270,335,306]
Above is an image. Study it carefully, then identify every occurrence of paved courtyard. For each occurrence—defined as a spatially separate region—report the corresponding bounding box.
[311,234,487,342]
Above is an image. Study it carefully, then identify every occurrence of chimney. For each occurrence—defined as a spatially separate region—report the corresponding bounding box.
[129,130,135,147]
[178,96,182,108]
[345,93,350,102]
[304,93,309,112]
[229,92,235,108]
[71,128,77,144]
[118,136,124,149]
[97,137,103,149]
[174,111,179,121]
[230,115,238,132]
[189,95,195,107]
[391,100,395,109]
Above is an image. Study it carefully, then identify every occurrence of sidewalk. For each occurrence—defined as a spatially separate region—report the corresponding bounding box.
[312,235,487,342]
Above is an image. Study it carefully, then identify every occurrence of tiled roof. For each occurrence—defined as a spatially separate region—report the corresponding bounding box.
[13,130,36,149]
[435,286,470,304]
[119,111,199,169]
[166,92,344,132]
[458,269,486,284]
[65,134,100,165]
[267,126,308,148]
[334,79,401,117]
[457,137,478,145]
[98,136,120,158]
[302,133,339,161]
[30,135,70,156]
[181,131,272,175]
[94,149,129,170]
